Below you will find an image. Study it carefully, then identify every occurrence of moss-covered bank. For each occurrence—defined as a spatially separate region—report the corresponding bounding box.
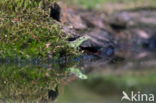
[0,0,76,59]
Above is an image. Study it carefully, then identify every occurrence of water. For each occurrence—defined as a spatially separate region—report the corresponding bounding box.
[0,50,156,103]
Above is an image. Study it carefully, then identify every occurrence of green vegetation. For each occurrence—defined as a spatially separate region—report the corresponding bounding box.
[0,64,65,102]
[0,0,82,102]
[0,0,77,59]
[0,0,55,12]
[66,0,156,9]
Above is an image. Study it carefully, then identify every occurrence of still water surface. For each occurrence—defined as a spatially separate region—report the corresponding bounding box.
[0,50,156,103]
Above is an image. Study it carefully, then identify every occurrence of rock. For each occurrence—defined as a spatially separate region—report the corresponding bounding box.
[109,9,156,31]
[142,35,156,50]
[79,29,116,57]
[60,6,87,29]
[109,11,132,31]
[48,85,59,101]
[50,2,61,22]
[78,9,107,29]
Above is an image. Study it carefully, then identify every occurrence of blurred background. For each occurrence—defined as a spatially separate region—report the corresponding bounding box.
[57,0,156,103]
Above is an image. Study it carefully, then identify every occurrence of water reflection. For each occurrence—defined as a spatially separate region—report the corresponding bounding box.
[57,52,156,103]
[0,50,156,102]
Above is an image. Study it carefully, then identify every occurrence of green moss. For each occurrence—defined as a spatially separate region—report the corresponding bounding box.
[0,0,56,12]
[0,63,68,102]
[0,0,77,59]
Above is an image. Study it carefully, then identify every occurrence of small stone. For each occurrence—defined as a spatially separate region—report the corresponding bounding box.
[50,3,61,22]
